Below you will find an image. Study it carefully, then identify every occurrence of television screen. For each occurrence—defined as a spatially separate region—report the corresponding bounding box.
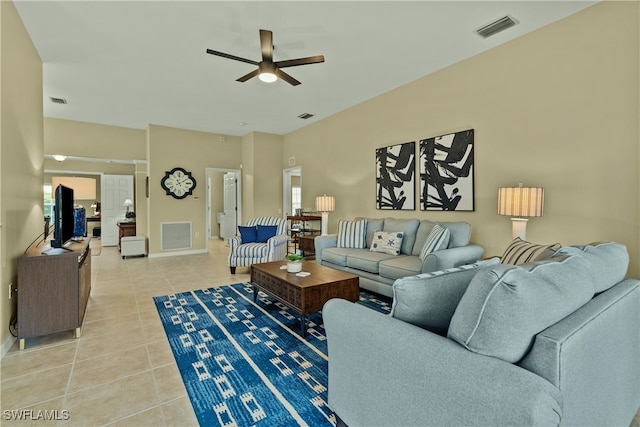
[51,184,75,248]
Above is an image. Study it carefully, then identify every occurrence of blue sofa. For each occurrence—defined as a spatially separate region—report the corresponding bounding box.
[323,242,640,426]
[315,217,484,297]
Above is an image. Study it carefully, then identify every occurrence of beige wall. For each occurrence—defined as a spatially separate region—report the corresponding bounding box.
[240,132,284,220]
[44,118,146,161]
[283,1,640,276]
[0,1,44,351]
[146,124,242,254]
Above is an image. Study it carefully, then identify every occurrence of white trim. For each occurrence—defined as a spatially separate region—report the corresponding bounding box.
[148,248,207,258]
[44,169,104,176]
[282,166,302,217]
[1,336,16,358]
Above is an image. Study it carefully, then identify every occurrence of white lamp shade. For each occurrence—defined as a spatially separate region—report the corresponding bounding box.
[122,199,133,208]
[497,187,544,218]
[315,195,335,212]
[52,176,96,200]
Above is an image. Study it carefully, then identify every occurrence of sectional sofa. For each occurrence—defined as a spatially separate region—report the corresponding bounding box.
[314,217,484,297]
[323,241,640,426]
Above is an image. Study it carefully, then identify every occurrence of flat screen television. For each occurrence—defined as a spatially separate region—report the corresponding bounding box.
[51,184,75,249]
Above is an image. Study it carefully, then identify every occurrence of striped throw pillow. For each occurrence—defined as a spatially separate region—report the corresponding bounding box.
[500,238,561,265]
[337,219,367,249]
[419,225,451,261]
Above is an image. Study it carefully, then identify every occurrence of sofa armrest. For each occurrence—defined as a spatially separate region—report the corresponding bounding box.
[228,235,242,250]
[314,234,337,264]
[323,299,562,427]
[518,278,640,426]
[421,244,484,273]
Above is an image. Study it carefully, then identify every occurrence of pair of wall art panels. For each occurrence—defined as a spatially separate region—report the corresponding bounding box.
[375,129,474,211]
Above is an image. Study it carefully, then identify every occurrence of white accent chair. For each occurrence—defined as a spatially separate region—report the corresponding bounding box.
[228,217,289,274]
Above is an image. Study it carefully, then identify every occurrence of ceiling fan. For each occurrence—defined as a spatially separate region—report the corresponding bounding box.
[206,29,325,86]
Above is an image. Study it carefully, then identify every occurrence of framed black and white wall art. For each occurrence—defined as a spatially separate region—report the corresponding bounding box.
[419,129,474,211]
[376,141,415,210]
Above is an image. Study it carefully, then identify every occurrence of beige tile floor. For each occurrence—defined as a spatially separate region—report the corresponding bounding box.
[1,238,249,426]
[2,238,639,427]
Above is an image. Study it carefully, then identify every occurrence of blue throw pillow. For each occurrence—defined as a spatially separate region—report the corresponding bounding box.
[238,226,257,243]
[256,225,278,243]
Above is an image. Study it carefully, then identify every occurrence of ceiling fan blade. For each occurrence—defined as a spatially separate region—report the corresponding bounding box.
[276,69,301,86]
[275,55,325,69]
[259,29,273,62]
[236,69,260,82]
[206,49,258,66]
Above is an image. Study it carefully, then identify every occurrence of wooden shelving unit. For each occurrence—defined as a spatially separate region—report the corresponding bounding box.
[287,215,321,257]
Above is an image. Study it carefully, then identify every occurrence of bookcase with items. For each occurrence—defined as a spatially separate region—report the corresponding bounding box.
[16,238,92,350]
[287,215,321,256]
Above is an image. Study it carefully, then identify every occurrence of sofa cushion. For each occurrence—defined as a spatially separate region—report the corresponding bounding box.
[556,242,628,293]
[256,225,278,243]
[382,218,420,255]
[379,256,423,281]
[233,242,268,258]
[391,257,500,335]
[413,220,435,256]
[438,221,471,249]
[500,237,561,265]
[238,225,257,243]
[323,247,367,267]
[448,255,595,363]
[347,250,398,274]
[356,217,385,248]
[337,219,367,249]
[370,231,404,255]
[419,225,450,261]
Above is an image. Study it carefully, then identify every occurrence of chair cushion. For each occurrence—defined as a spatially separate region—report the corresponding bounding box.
[256,225,278,243]
[337,219,368,249]
[500,237,561,265]
[448,255,595,363]
[556,242,628,293]
[419,224,450,261]
[233,242,268,258]
[238,226,257,243]
[391,258,500,335]
[370,231,404,255]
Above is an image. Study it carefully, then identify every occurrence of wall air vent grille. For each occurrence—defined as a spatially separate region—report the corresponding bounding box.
[50,97,67,104]
[297,113,314,120]
[161,221,192,251]
[476,15,518,38]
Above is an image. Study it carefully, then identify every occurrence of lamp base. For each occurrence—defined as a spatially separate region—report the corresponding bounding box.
[321,212,329,235]
[511,218,529,241]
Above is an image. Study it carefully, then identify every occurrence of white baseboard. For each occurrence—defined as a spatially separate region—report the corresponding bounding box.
[148,248,208,258]
[1,335,16,358]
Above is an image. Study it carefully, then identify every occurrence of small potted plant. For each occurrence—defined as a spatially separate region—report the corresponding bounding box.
[125,211,136,221]
[285,253,304,273]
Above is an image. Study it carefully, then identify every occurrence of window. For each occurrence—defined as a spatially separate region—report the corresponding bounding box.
[291,185,301,213]
[44,184,54,224]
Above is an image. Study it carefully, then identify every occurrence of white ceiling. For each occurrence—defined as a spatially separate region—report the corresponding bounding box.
[14,1,596,137]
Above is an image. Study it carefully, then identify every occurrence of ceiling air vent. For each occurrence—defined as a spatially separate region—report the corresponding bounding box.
[49,97,67,104]
[297,113,314,120]
[476,15,518,38]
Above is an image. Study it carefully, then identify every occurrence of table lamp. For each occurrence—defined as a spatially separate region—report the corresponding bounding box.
[315,194,335,235]
[497,183,544,240]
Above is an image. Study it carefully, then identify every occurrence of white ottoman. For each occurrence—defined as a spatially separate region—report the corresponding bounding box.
[121,236,146,258]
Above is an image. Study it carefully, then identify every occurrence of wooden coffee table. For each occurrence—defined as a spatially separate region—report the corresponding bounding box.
[250,260,359,336]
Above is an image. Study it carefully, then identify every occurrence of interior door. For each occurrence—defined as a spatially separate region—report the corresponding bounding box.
[221,172,237,240]
[101,174,134,246]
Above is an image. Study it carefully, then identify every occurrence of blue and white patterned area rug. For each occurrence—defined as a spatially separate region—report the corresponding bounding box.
[153,283,391,427]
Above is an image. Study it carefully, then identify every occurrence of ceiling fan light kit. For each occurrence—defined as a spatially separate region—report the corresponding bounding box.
[207,29,324,86]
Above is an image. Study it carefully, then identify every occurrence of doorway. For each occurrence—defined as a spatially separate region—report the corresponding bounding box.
[206,168,241,249]
[283,166,302,217]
